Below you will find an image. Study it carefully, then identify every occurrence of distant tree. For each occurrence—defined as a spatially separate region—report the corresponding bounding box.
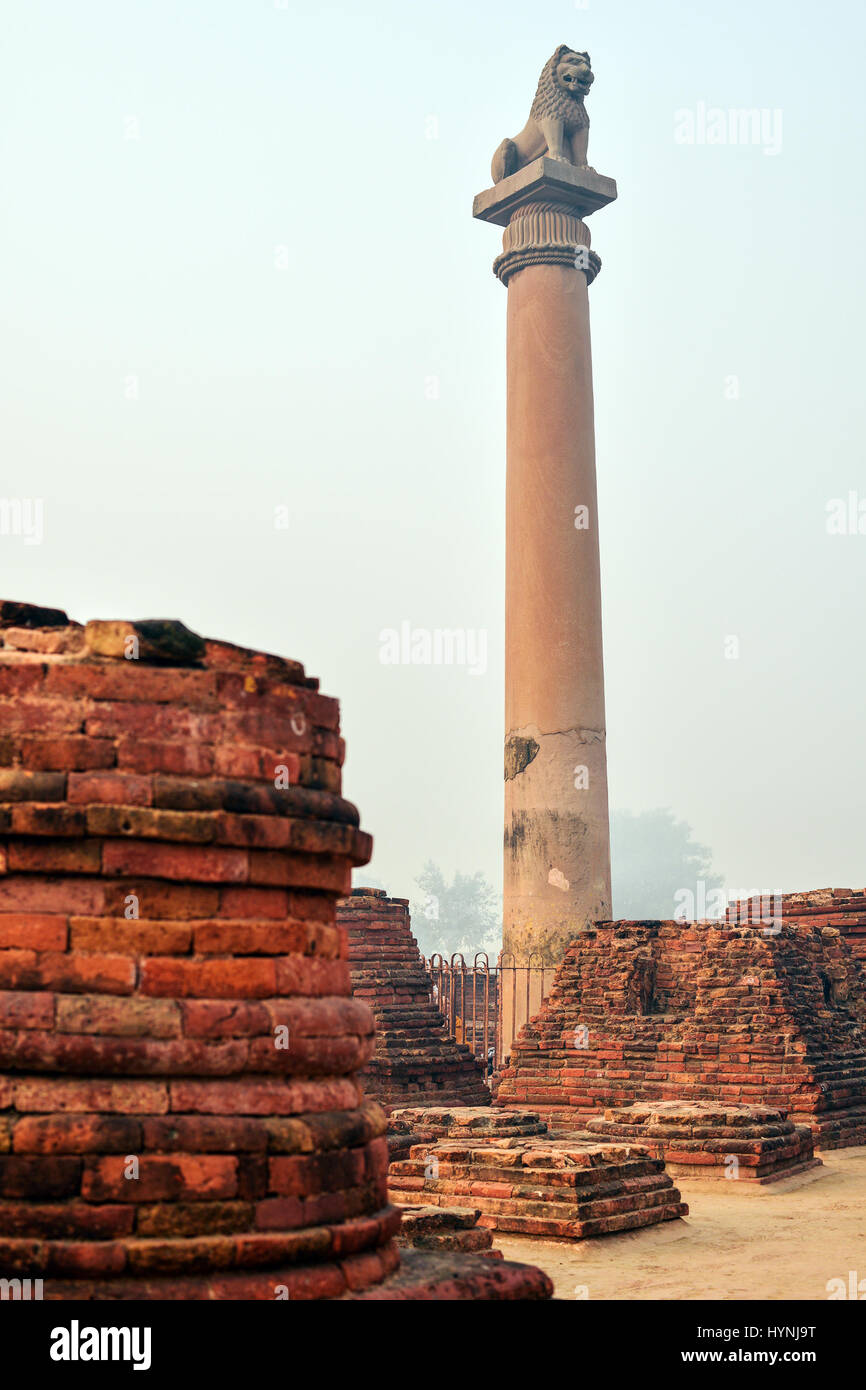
[411,861,501,961]
[611,808,724,920]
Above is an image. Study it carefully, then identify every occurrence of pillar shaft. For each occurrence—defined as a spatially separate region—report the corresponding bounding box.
[474,157,617,1011]
[504,259,611,966]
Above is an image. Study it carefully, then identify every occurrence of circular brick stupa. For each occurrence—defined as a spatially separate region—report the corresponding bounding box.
[338,889,491,1109]
[0,604,550,1300]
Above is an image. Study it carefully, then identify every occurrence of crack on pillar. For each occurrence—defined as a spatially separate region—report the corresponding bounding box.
[505,723,605,763]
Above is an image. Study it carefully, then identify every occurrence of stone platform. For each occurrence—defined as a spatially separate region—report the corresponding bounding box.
[496,920,866,1149]
[395,1204,502,1257]
[338,889,490,1108]
[389,1138,687,1240]
[388,1105,546,1150]
[0,602,549,1301]
[583,1101,821,1184]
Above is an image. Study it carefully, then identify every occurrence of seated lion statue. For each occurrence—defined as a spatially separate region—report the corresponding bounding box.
[491,45,595,183]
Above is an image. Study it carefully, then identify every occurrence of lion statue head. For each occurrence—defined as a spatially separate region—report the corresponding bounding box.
[530,45,594,122]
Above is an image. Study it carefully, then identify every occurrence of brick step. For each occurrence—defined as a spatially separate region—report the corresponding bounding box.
[391,1186,687,1239]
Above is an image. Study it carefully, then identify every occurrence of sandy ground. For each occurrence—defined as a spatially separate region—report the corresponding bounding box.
[494,1146,866,1300]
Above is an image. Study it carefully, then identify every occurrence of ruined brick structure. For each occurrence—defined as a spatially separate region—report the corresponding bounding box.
[584,1101,819,1183]
[389,1135,687,1239]
[387,1108,688,1237]
[728,889,866,963]
[338,889,490,1108]
[496,920,866,1150]
[395,1205,502,1258]
[388,1106,548,1147]
[0,603,550,1300]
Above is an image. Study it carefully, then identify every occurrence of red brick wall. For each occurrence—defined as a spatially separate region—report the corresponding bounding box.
[0,605,407,1298]
[497,918,866,1147]
[338,889,491,1108]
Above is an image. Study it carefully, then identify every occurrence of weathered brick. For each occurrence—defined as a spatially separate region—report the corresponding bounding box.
[0,666,45,696]
[218,886,289,919]
[102,841,248,882]
[0,1156,82,1198]
[140,957,276,999]
[0,948,37,988]
[274,957,351,997]
[14,1079,169,1114]
[0,915,67,950]
[0,877,104,914]
[135,1201,253,1237]
[81,1154,238,1202]
[269,1148,367,1197]
[0,700,84,734]
[68,771,152,805]
[141,1117,266,1153]
[180,1001,270,1038]
[0,601,67,627]
[12,1114,142,1154]
[1,628,83,657]
[192,920,331,956]
[248,850,351,894]
[69,917,192,955]
[0,1200,133,1239]
[34,951,136,994]
[88,805,216,843]
[0,991,55,1029]
[216,813,289,849]
[221,709,313,751]
[20,736,116,771]
[84,619,205,666]
[0,770,66,801]
[6,839,102,874]
[213,746,301,783]
[10,803,85,836]
[169,1078,362,1116]
[56,995,181,1038]
[44,665,216,705]
[152,776,224,811]
[116,739,214,776]
[101,881,219,920]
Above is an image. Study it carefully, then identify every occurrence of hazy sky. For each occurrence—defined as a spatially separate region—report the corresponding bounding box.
[3,0,865,913]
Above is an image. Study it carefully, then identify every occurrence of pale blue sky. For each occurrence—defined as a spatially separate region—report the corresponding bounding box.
[2,0,865,911]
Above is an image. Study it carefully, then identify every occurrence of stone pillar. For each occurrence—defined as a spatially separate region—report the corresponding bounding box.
[474,156,617,1034]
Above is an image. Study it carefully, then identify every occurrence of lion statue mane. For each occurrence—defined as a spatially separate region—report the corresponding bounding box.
[491,45,595,184]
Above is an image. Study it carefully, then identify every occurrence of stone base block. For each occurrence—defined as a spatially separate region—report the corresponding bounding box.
[395,1204,502,1257]
[583,1101,822,1183]
[389,1139,687,1240]
[388,1105,547,1144]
